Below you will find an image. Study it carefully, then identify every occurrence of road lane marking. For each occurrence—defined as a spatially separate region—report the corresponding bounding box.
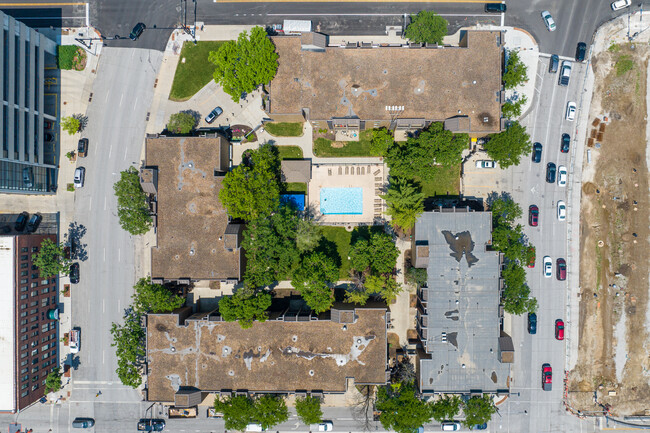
[108,144,112,158]
[102,350,105,364]
[103,247,106,262]
[134,96,138,108]
[119,93,124,107]
[104,195,107,210]
[85,1,89,27]
[267,12,493,15]
[103,299,105,313]
[124,146,128,160]
[117,299,120,312]
[0,2,85,5]
[105,90,110,103]
[118,248,121,262]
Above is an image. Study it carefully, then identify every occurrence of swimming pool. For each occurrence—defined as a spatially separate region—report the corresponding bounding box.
[320,187,363,215]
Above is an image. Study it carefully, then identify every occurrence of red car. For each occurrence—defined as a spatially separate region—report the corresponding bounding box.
[529,205,539,227]
[555,319,565,340]
[527,246,536,268]
[542,364,552,391]
[556,258,567,280]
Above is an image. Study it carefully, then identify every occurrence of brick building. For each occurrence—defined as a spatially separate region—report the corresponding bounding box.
[0,234,59,412]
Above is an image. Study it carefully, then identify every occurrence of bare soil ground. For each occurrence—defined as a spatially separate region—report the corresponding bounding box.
[568,43,650,416]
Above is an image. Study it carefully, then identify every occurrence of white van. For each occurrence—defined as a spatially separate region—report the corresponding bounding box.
[70,328,80,353]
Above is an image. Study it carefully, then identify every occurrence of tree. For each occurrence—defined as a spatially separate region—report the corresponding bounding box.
[405,267,428,288]
[220,144,281,221]
[375,385,433,433]
[166,111,196,134]
[131,277,184,314]
[364,274,403,304]
[61,116,80,135]
[488,196,523,226]
[405,10,448,44]
[502,51,528,89]
[113,166,152,235]
[33,238,71,278]
[462,395,497,428]
[350,232,399,276]
[484,122,532,169]
[110,310,146,388]
[296,396,323,425]
[430,395,462,423]
[393,357,415,386]
[291,252,339,313]
[369,128,394,156]
[353,385,376,432]
[296,218,322,253]
[214,395,256,431]
[218,291,272,329]
[44,367,62,393]
[345,287,370,306]
[381,178,425,231]
[254,395,289,430]
[502,262,536,314]
[210,26,279,102]
[501,95,527,119]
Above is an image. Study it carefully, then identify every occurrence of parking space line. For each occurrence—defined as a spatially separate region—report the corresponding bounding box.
[123,147,128,160]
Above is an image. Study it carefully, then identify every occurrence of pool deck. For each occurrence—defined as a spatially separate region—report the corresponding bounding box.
[308,163,386,225]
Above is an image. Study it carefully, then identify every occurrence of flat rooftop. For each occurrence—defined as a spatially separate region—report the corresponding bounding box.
[146,136,240,281]
[268,31,503,133]
[146,307,387,402]
[415,210,509,393]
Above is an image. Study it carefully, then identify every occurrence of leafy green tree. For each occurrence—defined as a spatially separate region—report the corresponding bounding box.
[462,395,497,428]
[113,166,152,235]
[484,122,532,169]
[405,10,448,44]
[350,232,399,276]
[375,385,433,433]
[61,116,80,135]
[33,238,72,278]
[166,111,196,134]
[210,27,279,102]
[131,277,184,314]
[110,310,146,388]
[501,95,527,119]
[218,291,272,329]
[364,274,402,304]
[502,262,536,314]
[220,144,281,221]
[430,395,462,423]
[44,367,62,393]
[345,287,370,305]
[214,395,256,431]
[254,395,289,430]
[369,128,394,156]
[296,218,322,253]
[503,51,528,89]
[382,178,425,231]
[295,396,323,425]
[405,267,428,288]
[291,252,339,313]
[489,196,523,226]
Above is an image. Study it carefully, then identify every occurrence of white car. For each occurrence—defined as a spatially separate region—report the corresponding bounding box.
[557,200,567,221]
[543,256,553,278]
[557,165,567,187]
[74,167,85,188]
[541,10,556,31]
[245,424,264,432]
[475,160,495,169]
[611,0,631,11]
[566,102,576,121]
[318,422,334,432]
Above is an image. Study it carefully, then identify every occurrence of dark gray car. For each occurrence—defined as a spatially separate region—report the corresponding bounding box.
[532,142,542,163]
[549,54,559,73]
[72,418,95,428]
[546,163,556,183]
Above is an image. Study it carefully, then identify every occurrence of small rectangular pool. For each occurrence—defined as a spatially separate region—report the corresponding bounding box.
[320,187,363,215]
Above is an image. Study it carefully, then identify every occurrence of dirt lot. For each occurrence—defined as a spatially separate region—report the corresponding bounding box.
[567,43,650,416]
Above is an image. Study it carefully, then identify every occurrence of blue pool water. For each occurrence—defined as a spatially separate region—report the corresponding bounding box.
[320,188,363,215]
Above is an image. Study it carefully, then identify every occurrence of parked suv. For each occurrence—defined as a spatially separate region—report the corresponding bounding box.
[205,106,223,124]
[561,133,570,153]
[74,167,85,188]
[532,142,542,163]
[546,162,556,183]
[559,61,572,86]
[15,212,29,231]
[575,42,587,62]
[528,312,537,334]
[130,22,146,41]
[72,417,95,428]
[549,54,559,73]
[485,3,506,13]
[77,138,88,157]
[137,419,165,431]
[26,213,42,233]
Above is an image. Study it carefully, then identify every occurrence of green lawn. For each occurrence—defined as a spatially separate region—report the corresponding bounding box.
[169,41,227,101]
[320,227,352,280]
[417,164,461,197]
[275,145,304,160]
[283,182,307,193]
[265,122,304,137]
[313,130,375,157]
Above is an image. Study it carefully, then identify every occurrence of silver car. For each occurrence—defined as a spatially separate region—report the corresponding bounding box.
[541,10,556,31]
[74,167,85,188]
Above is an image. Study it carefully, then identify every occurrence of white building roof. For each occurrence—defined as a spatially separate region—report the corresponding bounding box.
[283,20,312,33]
[0,237,15,412]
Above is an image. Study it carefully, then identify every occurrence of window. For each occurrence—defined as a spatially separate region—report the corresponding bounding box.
[20,278,28,284]
[49,342,56,349]
[31,349,38,356]
[41,324,48,332]
[20,367,28,374]
[41,336,48,343]
[21,247,28,253]
[20,319,27,325]
[42,360,50,368]
[30,282,38,288]
[32,273,39,279]
[31,366,38,373]
[30,316,38,323]
[21,344,27,350]
[51,295,55,304]
[41,298,49,307]
[31,384,38,390]
[32,247,38,253]
[21,263,28,269]
[50,349,56,357]
[31,264,37,270]
[31,331,38,337]
[20,304,26,310]
[20,327,27,333]
[30,341,37,347]
[20,312,27,318]
[40,279,48,286]
[21,391,29,397]
[21,254,28,261]
[31,290,38,297]
[20,294,27,300]
[30,308,38,315]
[20,352,27,359]
[20,360,28,367]
[41,344,48,352]
[21,383,28,390]
[41,353,49,360]
[41,287,49,294]
[20,270,28,277]
[21,286,28,292]
[30,301,38,307]
[49,334,55,340]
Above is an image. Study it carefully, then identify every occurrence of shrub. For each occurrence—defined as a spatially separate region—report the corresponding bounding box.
[616,55,634,76]
[57,45,78,69]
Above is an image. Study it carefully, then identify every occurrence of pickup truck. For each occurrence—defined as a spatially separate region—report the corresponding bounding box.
[559,61,571,86]
[69,328,80,353]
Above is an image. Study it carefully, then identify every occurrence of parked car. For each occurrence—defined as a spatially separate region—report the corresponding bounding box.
[541,10,556,31]
[72,417,94,428]
[557,165,567,187]
[69,328,80,353]
[546,162,556,183]
[561,133,570,153]
[26,213,42,233]
[137,419,165,432]
[532,142,543,163]
[575,42,587,62]
[566,101,577,121]
[15,211,29,231]
[612,0,631,11]
[318,422,334,432]
[77,138,88,157]
[475,160,495,169]
[559,61,572,86]
[557,200,567,221]
[205,106,223,124]
[542,363,553,391]
[555,319,565,340]
[474,423,488,430]
[74,167,85,188]
[556,258,567,280]
[441,421,461,431]
[543,256,553,278]
[528,312,537,334]
[244,424,264,432]
[485,3,506,13]
[69,262,80,284]
[129,22,146,41]
[527,246,536,268]
[529,205,539,227]
[549,54,559,73]
[23,166,34,187]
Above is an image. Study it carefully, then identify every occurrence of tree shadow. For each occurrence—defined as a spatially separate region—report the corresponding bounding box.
[180,109,201,128]
[65,221,88,262]
[350,225,385,245]
[314,237,341,269]
[486,190,515,208]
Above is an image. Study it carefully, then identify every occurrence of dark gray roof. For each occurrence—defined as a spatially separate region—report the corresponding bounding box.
[414,210,510,394]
